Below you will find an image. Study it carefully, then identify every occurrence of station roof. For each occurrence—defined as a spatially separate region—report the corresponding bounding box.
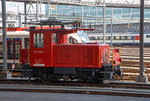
[3,0,150,8]
[0,11,17,15]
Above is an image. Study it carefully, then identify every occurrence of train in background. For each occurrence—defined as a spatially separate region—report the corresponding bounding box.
[0,27,30,72]
[88,33,150,45]
[0,27,32,60]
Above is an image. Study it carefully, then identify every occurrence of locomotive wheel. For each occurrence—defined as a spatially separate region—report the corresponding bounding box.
[32,69,40,80]
[81,73,93,83]
[48,75,52,82]
[63,75,70,81]
[82,72,99,83]
[41,73,47,81]
[82,73,88,83]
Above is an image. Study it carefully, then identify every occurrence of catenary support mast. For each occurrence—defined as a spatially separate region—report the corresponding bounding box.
[2,0,7,71]
[136,0,148,83]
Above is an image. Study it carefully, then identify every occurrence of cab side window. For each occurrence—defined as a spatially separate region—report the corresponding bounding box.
[52,33,57,43]
[34,33,44,48]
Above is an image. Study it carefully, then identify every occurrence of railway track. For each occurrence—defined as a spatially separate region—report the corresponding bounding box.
[0,81,150,98]
[0,79,150,89]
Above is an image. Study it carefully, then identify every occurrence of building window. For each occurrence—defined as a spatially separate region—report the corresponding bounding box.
[34,33,44,48]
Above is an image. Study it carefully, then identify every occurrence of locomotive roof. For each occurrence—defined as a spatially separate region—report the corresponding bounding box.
[23,17,81,26]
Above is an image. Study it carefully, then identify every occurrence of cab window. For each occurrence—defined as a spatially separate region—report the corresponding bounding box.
[34,33,44,48]
[52,33,57,43]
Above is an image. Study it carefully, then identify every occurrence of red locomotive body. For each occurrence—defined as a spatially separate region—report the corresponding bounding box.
[53,44,109,68]
[20,18,122,82]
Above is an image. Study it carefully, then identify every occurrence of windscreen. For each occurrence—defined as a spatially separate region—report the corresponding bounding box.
[76,30,90,43]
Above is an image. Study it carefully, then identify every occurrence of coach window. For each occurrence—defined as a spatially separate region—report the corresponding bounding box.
[113,37,116,40]
[121,36,126,40]
[98,37,103,40]
[106,36,109,40]
[127,36,132,40]
[34,33,44,48]
[146,35,150,38]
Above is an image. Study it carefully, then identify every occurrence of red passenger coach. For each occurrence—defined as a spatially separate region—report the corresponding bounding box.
[21,18,122,83]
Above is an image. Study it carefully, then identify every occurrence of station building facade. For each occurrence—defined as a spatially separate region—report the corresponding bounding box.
[45,4,150,34]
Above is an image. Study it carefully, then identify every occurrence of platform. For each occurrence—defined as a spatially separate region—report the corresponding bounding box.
[0,91,150,101]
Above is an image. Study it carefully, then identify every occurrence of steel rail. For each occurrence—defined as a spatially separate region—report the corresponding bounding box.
[0,83,150,97]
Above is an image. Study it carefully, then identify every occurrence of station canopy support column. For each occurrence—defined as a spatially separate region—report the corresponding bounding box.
[2,0,7,71]
[136,0,148,83]
[0,0,12,79]
[103,0,106,44]
[24,2,27,27]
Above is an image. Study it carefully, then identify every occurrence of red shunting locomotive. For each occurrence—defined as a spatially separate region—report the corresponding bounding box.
[20,18,122,83]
